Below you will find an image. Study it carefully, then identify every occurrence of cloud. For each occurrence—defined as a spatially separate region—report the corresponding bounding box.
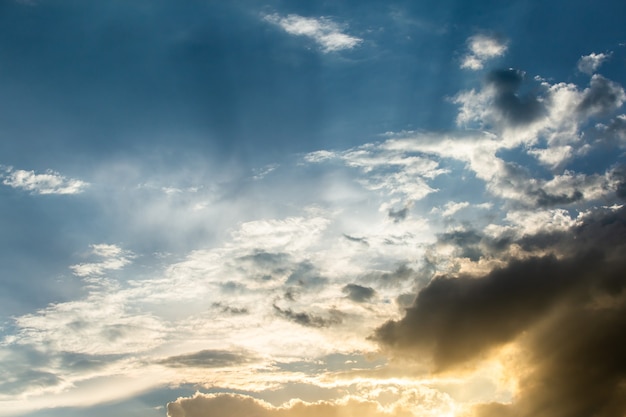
[461,34,508,70]
[577,52,612,75]
[577,74,626,117]
[158,349,255,368]
[342,283,376,302]
[303,143,446,204]
[264,13,362,53]
[431,201,470,217]
[166,392,435,417]
[388,206,410,223]
[484,69,546,126]
[1,167,88,194]
[373,206,626,417]
[272,304,344,328]
[69,244,134,280]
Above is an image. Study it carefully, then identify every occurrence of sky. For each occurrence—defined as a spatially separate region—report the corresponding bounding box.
[1,1,626,416]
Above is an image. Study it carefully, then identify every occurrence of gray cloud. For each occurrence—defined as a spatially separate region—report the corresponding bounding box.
[577,74,625,117]
[272,304,344,328]
[529,188,584,207]
[285,261,328,289]
[212,302,249,315]
[343,234,369,245]
[388,207,409,223]
[437,230,483,261]
[373,206,626,417]
[159,349,254,369]
[611,165,626,200]
[342,283,376,303]
[486,69,545,126]
[366,264,416,288]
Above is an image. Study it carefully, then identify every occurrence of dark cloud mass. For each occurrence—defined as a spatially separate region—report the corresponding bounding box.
[374,207,626,417]
[577,74,626,117]
[486,69,545,125]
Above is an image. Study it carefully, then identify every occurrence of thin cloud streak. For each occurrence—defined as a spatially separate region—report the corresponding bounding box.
[264,13,362,52]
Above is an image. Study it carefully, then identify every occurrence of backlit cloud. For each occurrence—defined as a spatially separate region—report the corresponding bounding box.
[374,206,626,417]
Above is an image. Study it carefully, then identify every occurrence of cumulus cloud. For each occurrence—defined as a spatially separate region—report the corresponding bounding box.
[577,74,626,117]
[166,392,441,417]
[264,13,362,52]
[1,166,88,194]
[374,206,626,417]
[577,52,612,75]
[461,34,508,70]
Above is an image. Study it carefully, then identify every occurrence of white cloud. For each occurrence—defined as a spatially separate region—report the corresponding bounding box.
[264,13,362,52]
[70,244,134,278]
[461,34,508,70]
[1,167,88,194]
[577,52,612,75]
[438,201,470,217]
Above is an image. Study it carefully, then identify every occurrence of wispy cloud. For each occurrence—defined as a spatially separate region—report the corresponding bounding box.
[69,244,134,279]
[461,34,508,70]
[264,13,362,52]
[1,166,89,195]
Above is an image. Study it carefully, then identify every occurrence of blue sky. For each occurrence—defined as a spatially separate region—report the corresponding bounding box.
[1,1,626,416]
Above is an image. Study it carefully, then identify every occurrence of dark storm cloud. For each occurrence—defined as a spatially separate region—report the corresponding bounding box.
[272,304,344,328]
[342,283,376,302]
[374,206,626,417]
[486,69,545,126]
[388,207,409,223]
[577,74,626,117]
[159,349,254,368]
